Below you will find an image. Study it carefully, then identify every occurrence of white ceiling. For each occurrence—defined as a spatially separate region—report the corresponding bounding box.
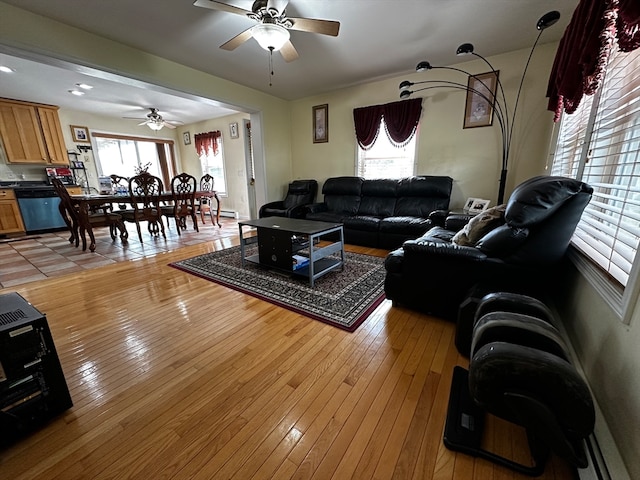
[0,0,580,125]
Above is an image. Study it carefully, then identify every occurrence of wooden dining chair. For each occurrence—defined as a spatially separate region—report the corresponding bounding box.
[198,174,215,224]
[121,172,166,243]
[52,178,127,251]
[161,173,199,235]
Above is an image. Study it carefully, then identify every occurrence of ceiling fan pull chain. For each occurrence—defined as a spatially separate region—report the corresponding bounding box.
[269,46,274,87]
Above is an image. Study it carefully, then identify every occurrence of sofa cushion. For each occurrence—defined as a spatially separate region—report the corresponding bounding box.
[321,176,363,215]
[344,215,381,232]
[322,176,364,196]
[379,216,431,235]
[358,179,398,216]
[395,176,452,217]
[421,226,458,243]
[358,196,396,217]
[452,204,506,246]
[305,211,346,223]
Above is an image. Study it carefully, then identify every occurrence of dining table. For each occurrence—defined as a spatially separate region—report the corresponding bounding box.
[69,190,221,251]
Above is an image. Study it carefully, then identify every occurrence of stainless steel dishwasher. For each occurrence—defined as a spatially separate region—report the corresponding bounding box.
[15,186,68,233]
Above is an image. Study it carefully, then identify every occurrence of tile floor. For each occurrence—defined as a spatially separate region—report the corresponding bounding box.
[0,216,240,289]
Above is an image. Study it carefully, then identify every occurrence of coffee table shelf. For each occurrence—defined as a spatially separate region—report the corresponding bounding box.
[239,217,345,287]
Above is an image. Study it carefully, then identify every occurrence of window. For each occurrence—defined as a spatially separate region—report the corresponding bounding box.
[94,134,176,187]
[195,131,227,195]
[353,99,421,180]
[551,46,640,322]
[356,118,417,179]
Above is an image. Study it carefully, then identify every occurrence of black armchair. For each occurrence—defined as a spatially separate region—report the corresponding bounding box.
[259,179,318,218]
[384,176,593,321]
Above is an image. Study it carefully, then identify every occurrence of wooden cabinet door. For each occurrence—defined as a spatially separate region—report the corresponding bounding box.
[0,102,47,163]
[38,106,68,165]
[0,190,25,234]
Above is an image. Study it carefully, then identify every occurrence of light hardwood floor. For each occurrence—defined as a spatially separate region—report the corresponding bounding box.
[0,239,578,479]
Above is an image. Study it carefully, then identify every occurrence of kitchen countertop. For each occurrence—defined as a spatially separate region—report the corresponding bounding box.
[0,181,80,189]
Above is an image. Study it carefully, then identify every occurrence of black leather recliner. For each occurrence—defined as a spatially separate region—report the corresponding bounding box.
[384,176,593,321]
[259,179,318,219]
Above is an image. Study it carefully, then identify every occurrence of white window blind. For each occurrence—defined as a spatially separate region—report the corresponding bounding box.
[356,119,416,179]
[553,47,640,287]
[551,95,593,179]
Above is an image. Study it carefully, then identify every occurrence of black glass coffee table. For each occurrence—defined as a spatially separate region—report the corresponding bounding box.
[238,217,345,287]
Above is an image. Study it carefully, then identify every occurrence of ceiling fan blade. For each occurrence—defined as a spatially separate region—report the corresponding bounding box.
[137,120,148,126]
[220,27,254,51]
[280,41,299,63]
[163,122,177,130]
[192,0,251,16]
[288,17,340,36]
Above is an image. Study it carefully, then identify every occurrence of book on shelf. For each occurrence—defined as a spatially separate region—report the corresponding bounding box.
[292,254,309,270]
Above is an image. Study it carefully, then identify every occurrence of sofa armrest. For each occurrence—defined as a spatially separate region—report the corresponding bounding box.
[445,213,475,232]
[259,200,284,217]
[402,239,488,261]
[428,209,449,227]
[288,204,310,218]
[306,202,328,215]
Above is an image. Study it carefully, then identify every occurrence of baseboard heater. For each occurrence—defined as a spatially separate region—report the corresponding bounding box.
[213,209,238,219]
[580,434,612,480]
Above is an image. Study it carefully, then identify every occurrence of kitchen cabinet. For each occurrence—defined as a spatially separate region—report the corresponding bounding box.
[0,189,25,234]
[0,98,68,165]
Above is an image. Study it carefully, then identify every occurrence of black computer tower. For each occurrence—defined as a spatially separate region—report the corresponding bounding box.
[0,292,72,446]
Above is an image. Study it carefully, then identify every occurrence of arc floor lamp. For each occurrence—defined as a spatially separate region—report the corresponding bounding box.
[399,11,561,204]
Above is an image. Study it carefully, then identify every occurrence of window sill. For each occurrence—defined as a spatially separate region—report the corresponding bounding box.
[567,246,636,325]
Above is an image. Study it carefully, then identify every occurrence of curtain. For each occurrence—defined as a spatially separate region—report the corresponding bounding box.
[353,105,383,150]
[194,130,221,156]
[546,0,640,121]
[353,98,422,149]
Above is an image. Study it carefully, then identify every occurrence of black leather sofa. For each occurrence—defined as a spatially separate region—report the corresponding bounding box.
[305,175,453,249]
[384,176,593,321]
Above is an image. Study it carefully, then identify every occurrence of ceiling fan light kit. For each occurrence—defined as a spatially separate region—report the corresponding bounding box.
[400,10,561,204]
[251,23,290,51]
[147,121,164,131]
[126,108,181,131]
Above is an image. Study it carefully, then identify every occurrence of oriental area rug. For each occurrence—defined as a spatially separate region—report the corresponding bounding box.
[169,245,386,332]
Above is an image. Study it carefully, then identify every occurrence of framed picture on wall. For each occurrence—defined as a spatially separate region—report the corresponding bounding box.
[183,132,191,145]
[463,71,499,129]
[229,122,239,139]
[70,125,90,143]
[313,104,328,143]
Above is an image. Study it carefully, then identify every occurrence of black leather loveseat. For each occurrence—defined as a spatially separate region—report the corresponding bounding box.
[305,175,452,249]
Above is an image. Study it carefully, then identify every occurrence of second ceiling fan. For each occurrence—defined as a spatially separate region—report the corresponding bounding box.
[193,0,340,62]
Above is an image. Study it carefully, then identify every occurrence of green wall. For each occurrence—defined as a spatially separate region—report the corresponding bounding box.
[289,42,559,209]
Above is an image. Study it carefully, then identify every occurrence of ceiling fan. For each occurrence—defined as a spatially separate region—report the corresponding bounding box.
[125,108,183,131]
[193,0,340,62]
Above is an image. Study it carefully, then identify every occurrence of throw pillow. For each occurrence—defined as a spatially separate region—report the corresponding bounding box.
[452,204,507,246]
